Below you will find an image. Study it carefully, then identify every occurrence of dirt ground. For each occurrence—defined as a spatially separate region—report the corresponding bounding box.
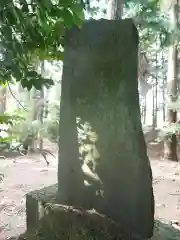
[0,145,180,239]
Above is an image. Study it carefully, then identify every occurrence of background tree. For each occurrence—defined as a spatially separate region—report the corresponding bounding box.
[163,1,179,161]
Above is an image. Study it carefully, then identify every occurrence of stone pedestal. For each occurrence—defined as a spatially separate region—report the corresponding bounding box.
[26,184,58,231]
[25,186,147,240]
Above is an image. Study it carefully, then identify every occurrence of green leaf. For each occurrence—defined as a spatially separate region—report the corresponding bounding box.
[73,13,83,28]
[28,70,38,78]
[31,78,43,90]
[11,65,22,80]
[2,26,12,41]
[0,0,88,90]
[13,41,24,55]
[44,78,54,86]
[71,4,84,20]
[21,78,28,89]
[43,0,53,10]
[61,8,74,28]
[53,51,64,60]
[21,3,29,13]
[26,82,32,91]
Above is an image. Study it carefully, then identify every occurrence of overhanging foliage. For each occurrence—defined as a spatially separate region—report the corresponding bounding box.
[0,0,91,90]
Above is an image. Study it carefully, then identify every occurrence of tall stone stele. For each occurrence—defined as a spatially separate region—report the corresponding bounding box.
[58,19,154,238]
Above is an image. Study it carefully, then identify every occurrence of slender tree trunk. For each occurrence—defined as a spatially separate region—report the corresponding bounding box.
[164,2,179,161]
[152,81,156,128]
[107,0,123,19]
[17,83,23,109]
[27,87,38,153]
[0,86,6,114]
[162,51,166,122]
[38,61,45,150]
[143,95,147,125]
[38,89,44,150]
[155,53,158,127]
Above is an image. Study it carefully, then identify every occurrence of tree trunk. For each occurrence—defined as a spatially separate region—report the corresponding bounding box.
[143,95,147,124]
[164,2,178,161]
[38,61,46,150]
[155,53,158,127]
[0,86,6,114]
[38,88,44,150]
[58,20,154,238]
[162,51,166,122]
[17,82,23,109]
[107,0,123,19]
[152,81,156,128]
[27,87,38,153]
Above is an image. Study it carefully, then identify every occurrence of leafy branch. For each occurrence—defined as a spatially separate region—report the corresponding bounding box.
[0,0,89,90]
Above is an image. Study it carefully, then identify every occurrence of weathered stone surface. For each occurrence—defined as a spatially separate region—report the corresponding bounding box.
[25,189,146,240]
[58,19,154,238]
[26,184,57,231]
[25,188,180,240]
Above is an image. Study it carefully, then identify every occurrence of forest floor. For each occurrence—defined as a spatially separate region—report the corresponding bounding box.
[0,142,180,239]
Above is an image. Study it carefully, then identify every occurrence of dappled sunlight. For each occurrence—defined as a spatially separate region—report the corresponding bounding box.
[76,117,104,199]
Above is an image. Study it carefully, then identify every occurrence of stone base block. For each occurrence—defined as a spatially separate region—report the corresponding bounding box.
[25,184,147,240]
[26,184,58,231]
[24,185,180,240]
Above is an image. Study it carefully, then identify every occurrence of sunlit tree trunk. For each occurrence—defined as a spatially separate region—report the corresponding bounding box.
[38,89,44,150]
[155,53,158,127]
[164,1,179,161]
[107,0,123,19]
[27,87,38,152]
[152,81,156,127]
[162,51,166,122]
[141,95,147,125]
[38,61,45,150]
[0,86,6,114]
[17,82,24,109]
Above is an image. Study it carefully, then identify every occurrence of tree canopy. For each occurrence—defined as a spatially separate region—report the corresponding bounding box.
[0,0,177,90]
[0,0,90,90]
